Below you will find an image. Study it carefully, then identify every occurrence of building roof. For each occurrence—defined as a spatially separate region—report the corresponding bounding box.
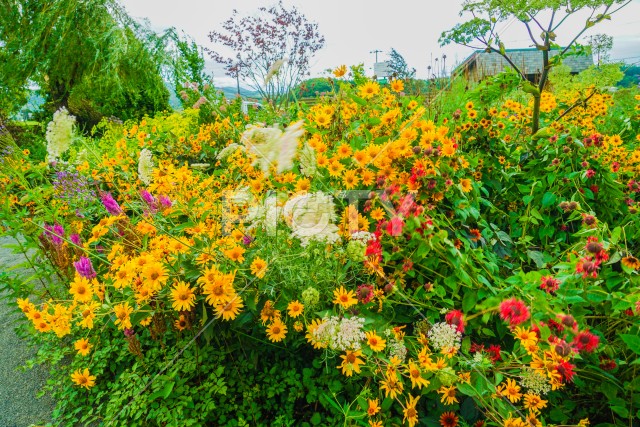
[455,48,594,76]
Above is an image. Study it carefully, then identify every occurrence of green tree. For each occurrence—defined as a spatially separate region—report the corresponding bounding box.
[440,0,631,134]
[0,0,172,129]
[387,48,416,79]
[588,33,614,65]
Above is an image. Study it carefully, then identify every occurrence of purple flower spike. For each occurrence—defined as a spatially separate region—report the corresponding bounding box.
[159,195,172,208]
[70,234,82,246]
[101,192,122,215]
[73,256,96,279]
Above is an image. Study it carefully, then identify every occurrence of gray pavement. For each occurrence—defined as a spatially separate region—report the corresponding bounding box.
[0,236,55,427]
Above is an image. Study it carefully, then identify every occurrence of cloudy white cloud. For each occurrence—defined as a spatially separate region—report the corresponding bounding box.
[121,0,640,88]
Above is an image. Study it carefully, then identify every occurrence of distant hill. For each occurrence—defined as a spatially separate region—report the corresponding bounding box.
[218,86,262,100]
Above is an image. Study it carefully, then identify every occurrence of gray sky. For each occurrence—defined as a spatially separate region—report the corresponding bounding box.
[121,0,640,88]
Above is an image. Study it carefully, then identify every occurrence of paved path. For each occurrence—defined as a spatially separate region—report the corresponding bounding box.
[0,236,55,427]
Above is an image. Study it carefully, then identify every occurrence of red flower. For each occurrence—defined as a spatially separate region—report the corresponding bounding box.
[556,360,576,383]
[540,276,560,294]
[487,344,502,362]
[576,256,600,279]
[573,330,599,353]
[386,216,404,236]
[499,298,530,326]
[599,357,617,371]
[445,309,465,333]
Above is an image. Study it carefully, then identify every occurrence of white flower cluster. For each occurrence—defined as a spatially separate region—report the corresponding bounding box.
[459,351,487,369]
[427,322,462,352]
[387,338,408,362]
[283,191,340,247]
[519,368,552,395]
[46,107,75,161]
[246,194,282,236]
[241,120,305,176]
[313,316,365,351]
[298,142,317,177]
[350,231,374,243]
[138,148,154,185]
[216,143,244,161]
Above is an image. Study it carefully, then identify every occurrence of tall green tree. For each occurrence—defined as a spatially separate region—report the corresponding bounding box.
[440,0,631,134]
[387,48,416,79]
[0,0,172,129]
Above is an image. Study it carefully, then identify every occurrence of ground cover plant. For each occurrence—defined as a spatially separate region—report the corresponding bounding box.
[1,57,639,427]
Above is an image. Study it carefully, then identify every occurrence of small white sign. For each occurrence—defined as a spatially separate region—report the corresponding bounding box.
[374,61,391,78]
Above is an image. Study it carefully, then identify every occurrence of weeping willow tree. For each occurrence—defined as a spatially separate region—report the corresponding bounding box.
[0,0,173,129]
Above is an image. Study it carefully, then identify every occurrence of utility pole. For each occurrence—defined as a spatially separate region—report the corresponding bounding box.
[370,49,382,63]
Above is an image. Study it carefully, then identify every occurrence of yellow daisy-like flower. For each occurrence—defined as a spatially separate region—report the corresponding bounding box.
[315,112,332,128]
[390,79,404,93]
[113,302,133,330]
[224,245,246,263]
[170,281,196,311]
[174,314,188,331]
[71,368,96,389]
[338,349,364,377]
[367,398,380,417]
[287,300,304,318]
[365,330,386,352]
[460,178,473,193]
[403,394,420,427]
[406,361,430,390]
[333,65,347,78]
[250,257,268,279]
[215,296,244,321]
[69,275,93,303]
[141,262,168,292]
[380,373,404,399]
[523,393,548,413]
[438,385,458,405]
[501,378,522,403]
[74,338,92,356]
[266,318,287,342]
[333,286,357,309]
[359,81,380,99]
[305,318,327,349]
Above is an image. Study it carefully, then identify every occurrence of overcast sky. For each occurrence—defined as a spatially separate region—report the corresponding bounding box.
[121,0,640,88]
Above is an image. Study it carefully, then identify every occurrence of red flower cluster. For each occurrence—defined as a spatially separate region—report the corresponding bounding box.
[445,309,465,333]
[499,298,530,326]
[539,276,560,294]
[572,330,599,353]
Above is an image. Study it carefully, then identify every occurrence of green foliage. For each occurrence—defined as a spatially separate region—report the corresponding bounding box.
[0,0,171,129]
[295,78,336,98]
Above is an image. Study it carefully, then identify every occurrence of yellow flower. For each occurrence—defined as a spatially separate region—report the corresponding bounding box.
[174,314,188,331]
[359,81,380,99]
[406,361,430,390]
[305,318,327,349]
[500,378,522,403]
[314,112,332,128]
[266,318,287,342]
[333,65,347,78]
[248,256,268,278]
[460,178,472,193]
[113,302,133,330]
[380,373,404,399]
[390,79,404,93]
[141,262,168,292]
[403,394,420,427]
[287,300,304,318]
[343,169,360,189]
[333,286,357,309]
[365,330,386,352]
[438,385,458,405]
[74,338,92,356]
[71,368,96,389]
[366,398,380,417]
[170,281,196,311]
[215,296,244,321]
[69,275,93,303]
[224,245,246,263]
[523,393,548,413]
[338,349,364,377]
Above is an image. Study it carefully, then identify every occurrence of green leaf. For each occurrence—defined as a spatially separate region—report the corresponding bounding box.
[620,334,640,355]
[541,192,556,208]
[527,250,545,268]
